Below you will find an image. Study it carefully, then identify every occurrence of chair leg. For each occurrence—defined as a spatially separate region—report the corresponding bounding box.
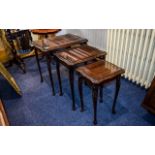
[99,86,103,103]
[34,49,43,83]
[15,57,26,74]
[69,68,76,111]
[56,58,63,96]
[92,85,99,125]
[112,76,121,114]
[78,76,84,112]
[46,54,55,96]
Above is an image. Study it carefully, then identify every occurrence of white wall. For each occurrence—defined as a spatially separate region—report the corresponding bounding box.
[62,29,107,51]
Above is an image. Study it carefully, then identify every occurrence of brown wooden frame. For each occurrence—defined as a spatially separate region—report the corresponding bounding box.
[5,29,34,73]
[76,60,125,125]
[33,34,88,96]
[54,45,107,110]
[0,99,9,126]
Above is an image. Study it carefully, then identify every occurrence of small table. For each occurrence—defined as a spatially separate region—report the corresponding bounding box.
[76,60,125,125]
[55,45,107,110]
[31,29,61,39]
[32,34,88,96]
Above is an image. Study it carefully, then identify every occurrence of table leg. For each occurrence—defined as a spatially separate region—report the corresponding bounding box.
[34,49,43,83]
[92,85,98,125]
[69,68,76,111]
[78,76,84,112]
[56,58,63,96]
[46,54,55,96]
[99,86,103,103]
[112,76,121,114]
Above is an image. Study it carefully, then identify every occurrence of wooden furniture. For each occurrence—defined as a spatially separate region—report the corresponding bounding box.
[0,30,12,63]
[31,29,61,39]
[0,99,9,126]
[5,29,34,73]
[76,60,125,125]
[33,34,88,96]
[142,76,155,114]
[0,62,22,96]
[55,45,107,110]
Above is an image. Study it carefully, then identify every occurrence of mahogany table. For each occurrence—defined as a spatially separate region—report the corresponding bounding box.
[32,34,88,96]
[31,29,61,39]
[76,60,125,125]
[55,45,107,110]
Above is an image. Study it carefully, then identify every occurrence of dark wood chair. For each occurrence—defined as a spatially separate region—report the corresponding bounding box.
[76,60,125,125]
[5,29,34,73]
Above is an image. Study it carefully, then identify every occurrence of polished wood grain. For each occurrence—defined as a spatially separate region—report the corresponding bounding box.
[33,34,88,52]
[142,76,155,114]
[31,29,60,34]
[77,60,125,84]
[55,45,106,66]
[55,45,107,110]
[76,60,125,125]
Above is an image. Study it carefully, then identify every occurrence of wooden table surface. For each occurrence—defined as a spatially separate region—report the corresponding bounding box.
[76,60,125,84]
[33,33,88,52]
[55,45,106,66]
[31,29,61,34]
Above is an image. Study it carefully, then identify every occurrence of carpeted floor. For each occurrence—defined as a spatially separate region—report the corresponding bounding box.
[0,58,155,126]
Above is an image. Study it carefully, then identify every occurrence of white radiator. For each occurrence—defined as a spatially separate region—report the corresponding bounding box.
[107,29,155,88]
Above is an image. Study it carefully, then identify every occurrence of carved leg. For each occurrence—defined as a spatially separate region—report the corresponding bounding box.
[78,76,84,112]
[99,86,103,103]
[69,68,75,111]
[112,76,121,114]
[92,85,99,125]
[46,54,55,96]
[56,58,63,96]
[34,49,43,82]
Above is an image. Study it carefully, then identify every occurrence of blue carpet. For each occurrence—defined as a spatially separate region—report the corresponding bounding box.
[0,58,155,126]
